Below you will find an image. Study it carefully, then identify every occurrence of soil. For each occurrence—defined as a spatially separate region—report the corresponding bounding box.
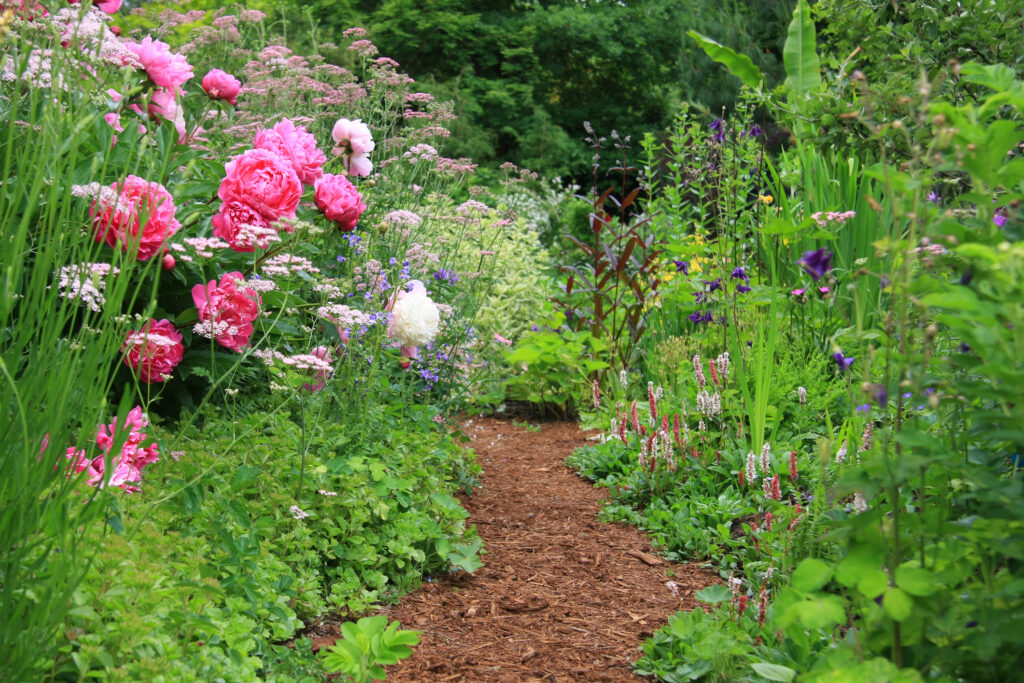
[308,416,719,681]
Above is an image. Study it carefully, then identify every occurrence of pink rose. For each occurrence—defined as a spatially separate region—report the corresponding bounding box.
[91,175,181,260]
[253,118,326,186]
[218,148,302,222]
[125,35,194,94]
[201,68,241,105]
[122,318,183,383]
[147,88,187,143]
[314,174,366,232]
[192,272,262,352]
[212,199,275,252]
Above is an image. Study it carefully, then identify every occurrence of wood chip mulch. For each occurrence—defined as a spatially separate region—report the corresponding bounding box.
[357,416,721,682]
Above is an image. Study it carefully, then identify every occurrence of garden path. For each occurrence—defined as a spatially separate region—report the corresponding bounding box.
[374,416,718,682]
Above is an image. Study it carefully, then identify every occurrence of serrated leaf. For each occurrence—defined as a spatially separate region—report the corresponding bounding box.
[695,584,732,604]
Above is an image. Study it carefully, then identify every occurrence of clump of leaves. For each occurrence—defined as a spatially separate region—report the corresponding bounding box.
[320,616,420,683]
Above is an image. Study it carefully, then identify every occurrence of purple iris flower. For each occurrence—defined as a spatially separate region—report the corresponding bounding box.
[673,260,689,275]
[832,352,854,369]
[799,248,833,281]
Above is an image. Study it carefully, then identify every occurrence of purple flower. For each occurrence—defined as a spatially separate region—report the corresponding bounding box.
[736,284,751,293]
[688,310,714,325]
[688,310,704,324]
[799,248,833,281]
[730,267,750,283]
[704,278,723,293]
[710,118,726,143]
[433,269,459,284]
[673,260,689,275]
[927,191,940,204]
[745,124,762,138]
[994,208,1008,227]
[694,291,707,304]
[791,288,806,296]
[832,352,854,369]
[856,404,870,413]
[873,386,888,408]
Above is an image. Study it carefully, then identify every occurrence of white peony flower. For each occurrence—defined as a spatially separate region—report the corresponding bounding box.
[388,282,440,348]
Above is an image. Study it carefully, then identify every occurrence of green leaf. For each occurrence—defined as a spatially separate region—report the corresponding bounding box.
[686,31,763,89]
[751,662,797,682]
[895,567,939,597]
[883,587,914,622]
[791,558,833,592]
[857,570,889,599]
[782,0,821,96]
[694,584,732,604]
[836,544,885,587]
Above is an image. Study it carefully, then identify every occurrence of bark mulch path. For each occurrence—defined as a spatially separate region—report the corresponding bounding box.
[373,416,719,682]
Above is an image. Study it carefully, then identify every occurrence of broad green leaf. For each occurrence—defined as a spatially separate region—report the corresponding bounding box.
[836,544,885,587]
[783,0,821,96]
[857,570,889,599]
[895,567,939,597]
[883,587,914,622]
[751,662,797,682]
[687,31,763,89]
[959,61,1018,92]
[795,595,846,630]
[791,558,833,592]
[695,584,732,604]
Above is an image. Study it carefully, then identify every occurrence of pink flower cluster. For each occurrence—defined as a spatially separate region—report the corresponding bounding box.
[192,272,262,351]
[214,147,301,251]
[65,406,159,493]
[125,35,193,94]
[122,319,184,383]
[254,118,326,185]
[90,175,180,261]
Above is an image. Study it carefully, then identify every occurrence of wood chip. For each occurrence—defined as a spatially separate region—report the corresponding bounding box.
[626,548,664,565]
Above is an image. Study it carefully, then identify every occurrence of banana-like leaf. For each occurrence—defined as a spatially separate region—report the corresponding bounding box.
[783,0,821,96]
[686,30,763,90]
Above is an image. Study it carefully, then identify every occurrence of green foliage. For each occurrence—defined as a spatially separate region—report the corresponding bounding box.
[320,615,420,683]
[505,309,609,416]
[687,30,765,90]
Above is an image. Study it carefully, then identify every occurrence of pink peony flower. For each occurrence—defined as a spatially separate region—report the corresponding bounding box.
[212,199,276,252]
[122,318,184,383]
[218,148,302,222]
[331,117,374,177]
[65,405,159,493]
[192,272,262,352]
[91,175,181,260]
[253,118,326,186]
[332,117,374,156]
[125,35,194,94]
[147,88,187,143]
[95,0,121,13]
[314,174,366,232]
[201,68,241,105]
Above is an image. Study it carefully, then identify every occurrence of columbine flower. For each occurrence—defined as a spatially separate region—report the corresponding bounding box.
[709,118,726,143]
[832,351,854,370]
[673,260,689,275]
[730,267,749,284]
[798,248,833,281]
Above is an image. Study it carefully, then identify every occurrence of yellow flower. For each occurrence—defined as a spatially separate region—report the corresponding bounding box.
[758,194,774,205]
